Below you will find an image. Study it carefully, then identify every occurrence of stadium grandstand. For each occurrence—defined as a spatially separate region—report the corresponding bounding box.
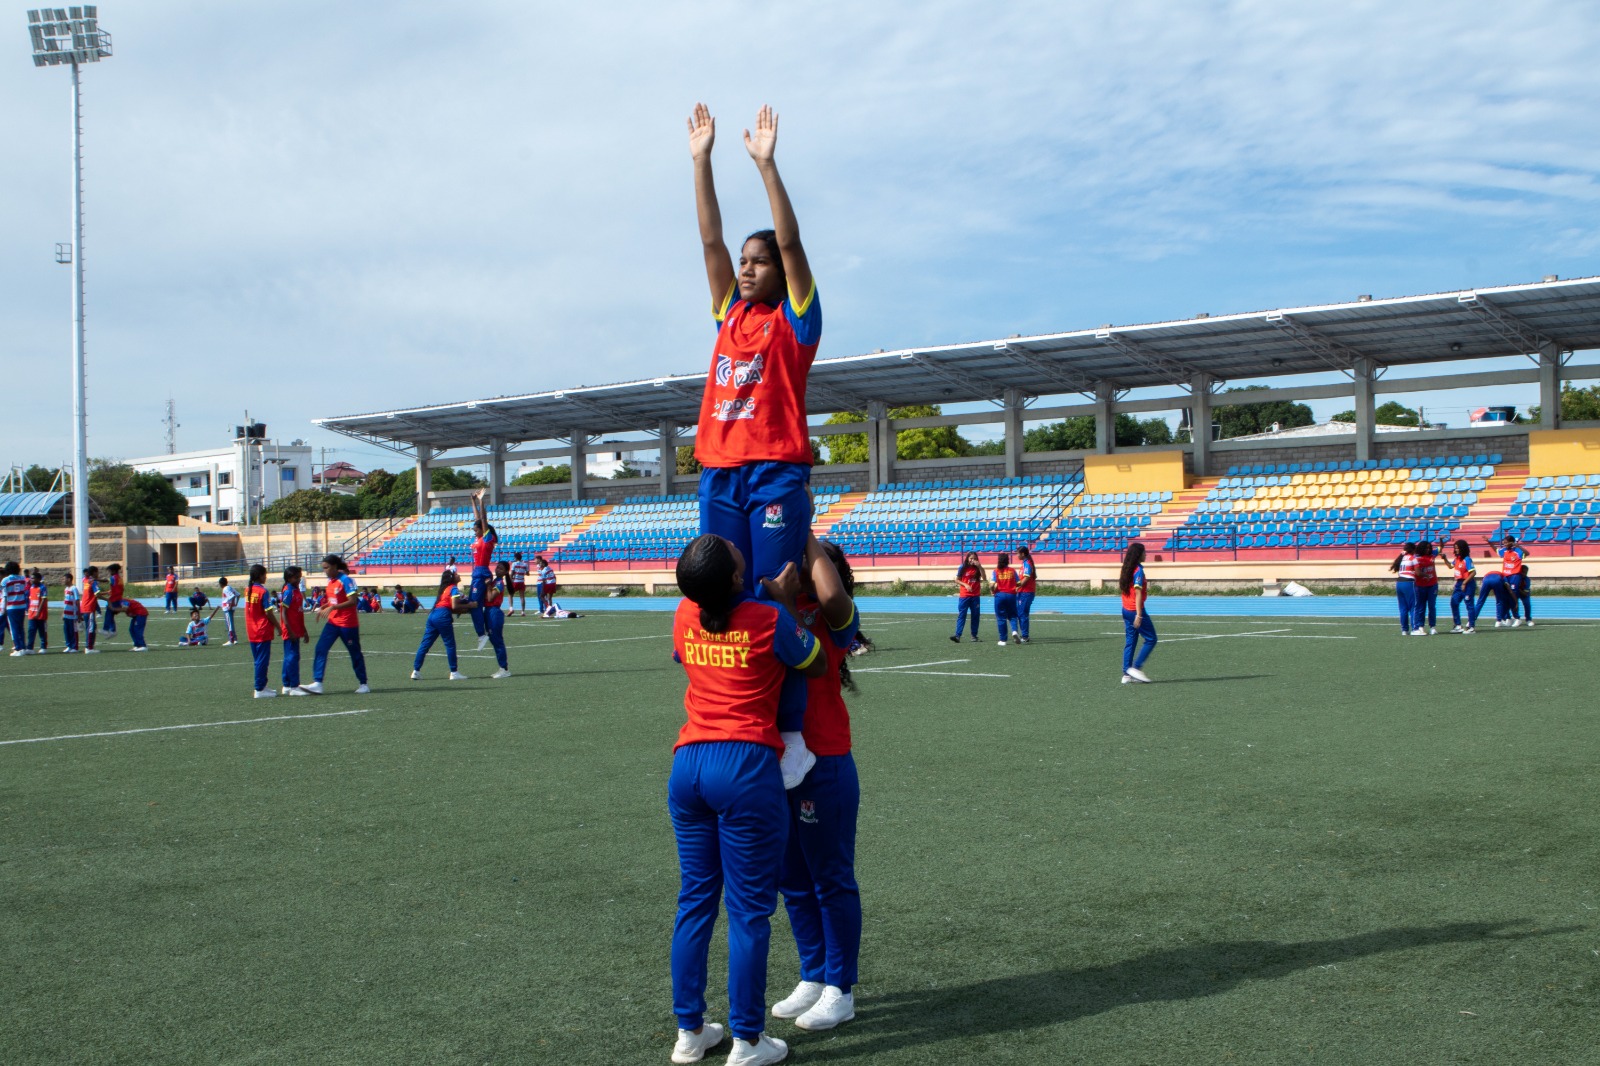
[316,275,1600,579]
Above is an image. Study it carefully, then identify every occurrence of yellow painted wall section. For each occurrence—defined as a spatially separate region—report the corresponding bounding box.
[1529,428,1600,476]
[1083,451,1188,495]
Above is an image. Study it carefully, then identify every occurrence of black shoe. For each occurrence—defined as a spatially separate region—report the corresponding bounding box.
[971,636,980,642]
[949,635,960,643]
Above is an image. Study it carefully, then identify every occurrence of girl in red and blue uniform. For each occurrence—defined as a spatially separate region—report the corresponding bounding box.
[25,571,49,653]
[1389,542,1417,635]
[1512,561,1534,627]
[244,565,279,697]
[411,571,474,681]
[949,552,984,643]
[467,488,497,648]
[1411,540,1440,636]
[667,534,825,1066]
[306,555,368,694]
[102,563,126,635]
[1448,540,1477,633]
[774,537,862,1035]
[124,598,149,651]
[1473,536,1520,628]
[992,553,1020,646]
[485,560,511,678]
[1119,542,1157,682]
[687,103,820,600]
[1014,544,1037,644]
[279,566,310,694]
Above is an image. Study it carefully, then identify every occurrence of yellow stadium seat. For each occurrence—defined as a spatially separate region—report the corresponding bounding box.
[1380,468,1397,482]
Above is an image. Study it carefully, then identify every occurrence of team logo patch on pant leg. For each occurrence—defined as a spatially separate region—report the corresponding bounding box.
[763,503,784,529]
[799,799,818,825]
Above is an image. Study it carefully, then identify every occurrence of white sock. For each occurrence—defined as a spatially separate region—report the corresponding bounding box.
[781,730,807,751]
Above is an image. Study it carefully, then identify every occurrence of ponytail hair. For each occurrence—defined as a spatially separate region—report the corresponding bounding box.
[996,552,1011,571]
[676,534,739,634]
[248,563,267,585]
[1118,542,1146,595]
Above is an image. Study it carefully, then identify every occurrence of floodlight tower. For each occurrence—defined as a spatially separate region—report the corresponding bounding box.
[27,6,111,578]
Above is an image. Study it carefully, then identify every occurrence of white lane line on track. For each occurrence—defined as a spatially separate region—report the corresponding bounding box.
[0,709,372,747]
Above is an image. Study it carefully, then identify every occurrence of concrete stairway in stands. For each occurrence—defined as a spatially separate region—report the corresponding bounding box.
[1456,464,1528,541]
[547,503,614,552]
[1139,482,1215,550]
[813,491,868,536]
[350,514,417,567]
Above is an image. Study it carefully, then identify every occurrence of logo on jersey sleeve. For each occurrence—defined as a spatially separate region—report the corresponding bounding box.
[764,504,785,530]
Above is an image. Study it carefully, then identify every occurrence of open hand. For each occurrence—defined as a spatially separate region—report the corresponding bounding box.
[743,104,777,165]
[687,102,715,161]
[760,560,802,606]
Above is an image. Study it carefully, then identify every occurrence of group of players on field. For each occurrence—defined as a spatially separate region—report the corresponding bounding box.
[1389,534,1537,634]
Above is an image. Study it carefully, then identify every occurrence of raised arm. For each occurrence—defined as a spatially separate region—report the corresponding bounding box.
[471,488,488,534]
[744,105,813,304]
[688,103,736,309]
[805,534,854,630]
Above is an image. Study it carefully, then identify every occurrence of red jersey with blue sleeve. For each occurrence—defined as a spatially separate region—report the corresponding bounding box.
[1414,551,1439,588]
[1452,555,1475,586]
[471,531,496,571]
[244,583,275,643]
[484,578,505,610]
[432,585,463,613]
[1017,558,1036,593]
[956,565,981,598]
[124,599,148,619]
[326,575,360,627]
[279,586,308,640]
[1121,565,1147,611]
[80,578,100,615]
[992,567,1018,594]
[1500,547,1524,577]
[797,596,860,757]
[673,596,819,752]
[27,584,48,620]
[107,574,125,604]
[694,280,822,469]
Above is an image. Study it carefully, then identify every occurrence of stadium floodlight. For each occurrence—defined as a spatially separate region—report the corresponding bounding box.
[27,6,112,579]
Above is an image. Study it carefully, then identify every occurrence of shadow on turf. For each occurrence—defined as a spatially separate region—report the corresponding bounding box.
[803,921,1575,1060]
[1149,674,1273,684]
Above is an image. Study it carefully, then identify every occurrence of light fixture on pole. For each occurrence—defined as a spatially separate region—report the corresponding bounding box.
[27,6,112,580]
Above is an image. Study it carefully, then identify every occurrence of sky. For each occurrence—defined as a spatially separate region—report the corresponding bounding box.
[3,0,1598,474]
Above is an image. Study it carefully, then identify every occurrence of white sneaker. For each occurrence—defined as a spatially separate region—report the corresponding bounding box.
[1410,630,1425,637]
[8,650,23,657]
[354,684,370,694]
[63,647,75,653]
[491,668,511,679]
[1464,626,1476,634]
[794,986,855,1031]
[1121,674,1133,684]
[1451,625,1464,633]
[253,688,278,699]
[411,670,422,680]
[725,1034,787,1066]
[301,681,324,694]
[1526,620,1535,628]
[83,648,99,654]
[448,671,468,681]
[1125,667,1151,683]
[1512,618,1523,628]
[287,687,310,696]
[779,736,816,790]
[771,980,825,1019]
[1428,627,1436,635]
[670,1022,727,1064]
[476,634,490,651]
[1493,621,1504,628]
[997,639,1007,646]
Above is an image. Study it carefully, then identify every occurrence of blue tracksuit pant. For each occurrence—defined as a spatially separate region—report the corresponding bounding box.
[698,462,811,597]
[313,623,367,684]
[251,640,272,692]
[1508,573,1531,620]
[26,617,48,650]
[413,609,459,672]
[282,639,302,688]
[669,740,787,1043]
[1450,579,1477,626]
[994,593,1018,641]
[954,596,980,638]
[63,618,78,650]
[129,615,147,649]
[1395,581,1416,632]
[1122,607,1157,671]
[486,606,507,670]
[469,569,491,637]
[1412,584,1438,631]
[5,608,25,648]
[1016,591,1035,640]
[781,753,861,993]
[1472,574,1509,625]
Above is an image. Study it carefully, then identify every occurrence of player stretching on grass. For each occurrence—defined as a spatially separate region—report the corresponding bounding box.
[773,537,862,1034]
[303,555,369,695]
[668,534,826,1066]
[689,101,822,794]
[1120,542,1156,683]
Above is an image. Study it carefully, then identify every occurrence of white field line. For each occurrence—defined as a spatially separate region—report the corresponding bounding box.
[876,669,1012,678]
[853,658,1011,679]
[0,709,372,747]
[364,634,670,656]
[1099,628,1356,642]
[3,661,246,679]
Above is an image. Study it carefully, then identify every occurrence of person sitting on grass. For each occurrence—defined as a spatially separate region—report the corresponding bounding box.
[179,608,209,648]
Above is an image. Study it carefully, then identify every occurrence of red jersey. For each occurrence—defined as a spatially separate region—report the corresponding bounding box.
[164,574,177,593]
[124,599,148,619]
[1451,555,1475,585]
[244,583,275,643]
[673,596,819,752]
[279,586,308,640]
[992,567,1018,594]
[471,532,496,570]
[694,281,822,469]
[27,585,47,621]
[80,578,100,615]
[107,574,124,603]
[1414,552,1438,588]
[1500,547,1524,577]
[432,585,463,612]
[1017,557,1036,594]
[797,596,860,757]
[483,578,504,610]
[1121,564,1147,611]
[956,564,981,599]
[325,575,359,628]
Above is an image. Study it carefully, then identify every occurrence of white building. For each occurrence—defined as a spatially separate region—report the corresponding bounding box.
[514,442,661,483]
[128,436,313,525]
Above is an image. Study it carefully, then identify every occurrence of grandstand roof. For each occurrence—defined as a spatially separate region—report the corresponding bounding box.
[316,275,1600,455]
[0,492,67,519]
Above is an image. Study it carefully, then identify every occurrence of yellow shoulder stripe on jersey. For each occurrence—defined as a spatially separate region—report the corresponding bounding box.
[829,603,858,632]
[713,281,738,323]
[787,277,817,317]
[795,639,821,672]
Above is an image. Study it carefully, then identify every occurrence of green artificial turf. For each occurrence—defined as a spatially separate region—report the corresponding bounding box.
[2,610,1596,1064]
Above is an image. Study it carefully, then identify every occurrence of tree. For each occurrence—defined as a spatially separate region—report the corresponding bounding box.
[1528,384,1600,424]
[1214,386,1315,439]
[676,446,702,475]
[431,467,485,491]
[512,464,571,486]
[259,489,361,524]
[1330,401,1422,427]
[969,439,1006,456]
[1022,414,1174,451]
[86,462,188,525]
[21,464,58,492]
[353,469,415,518]
[819,406,975,463]
[611,463,644,480]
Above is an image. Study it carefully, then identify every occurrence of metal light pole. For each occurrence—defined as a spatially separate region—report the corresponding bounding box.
[28,7,111,578]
